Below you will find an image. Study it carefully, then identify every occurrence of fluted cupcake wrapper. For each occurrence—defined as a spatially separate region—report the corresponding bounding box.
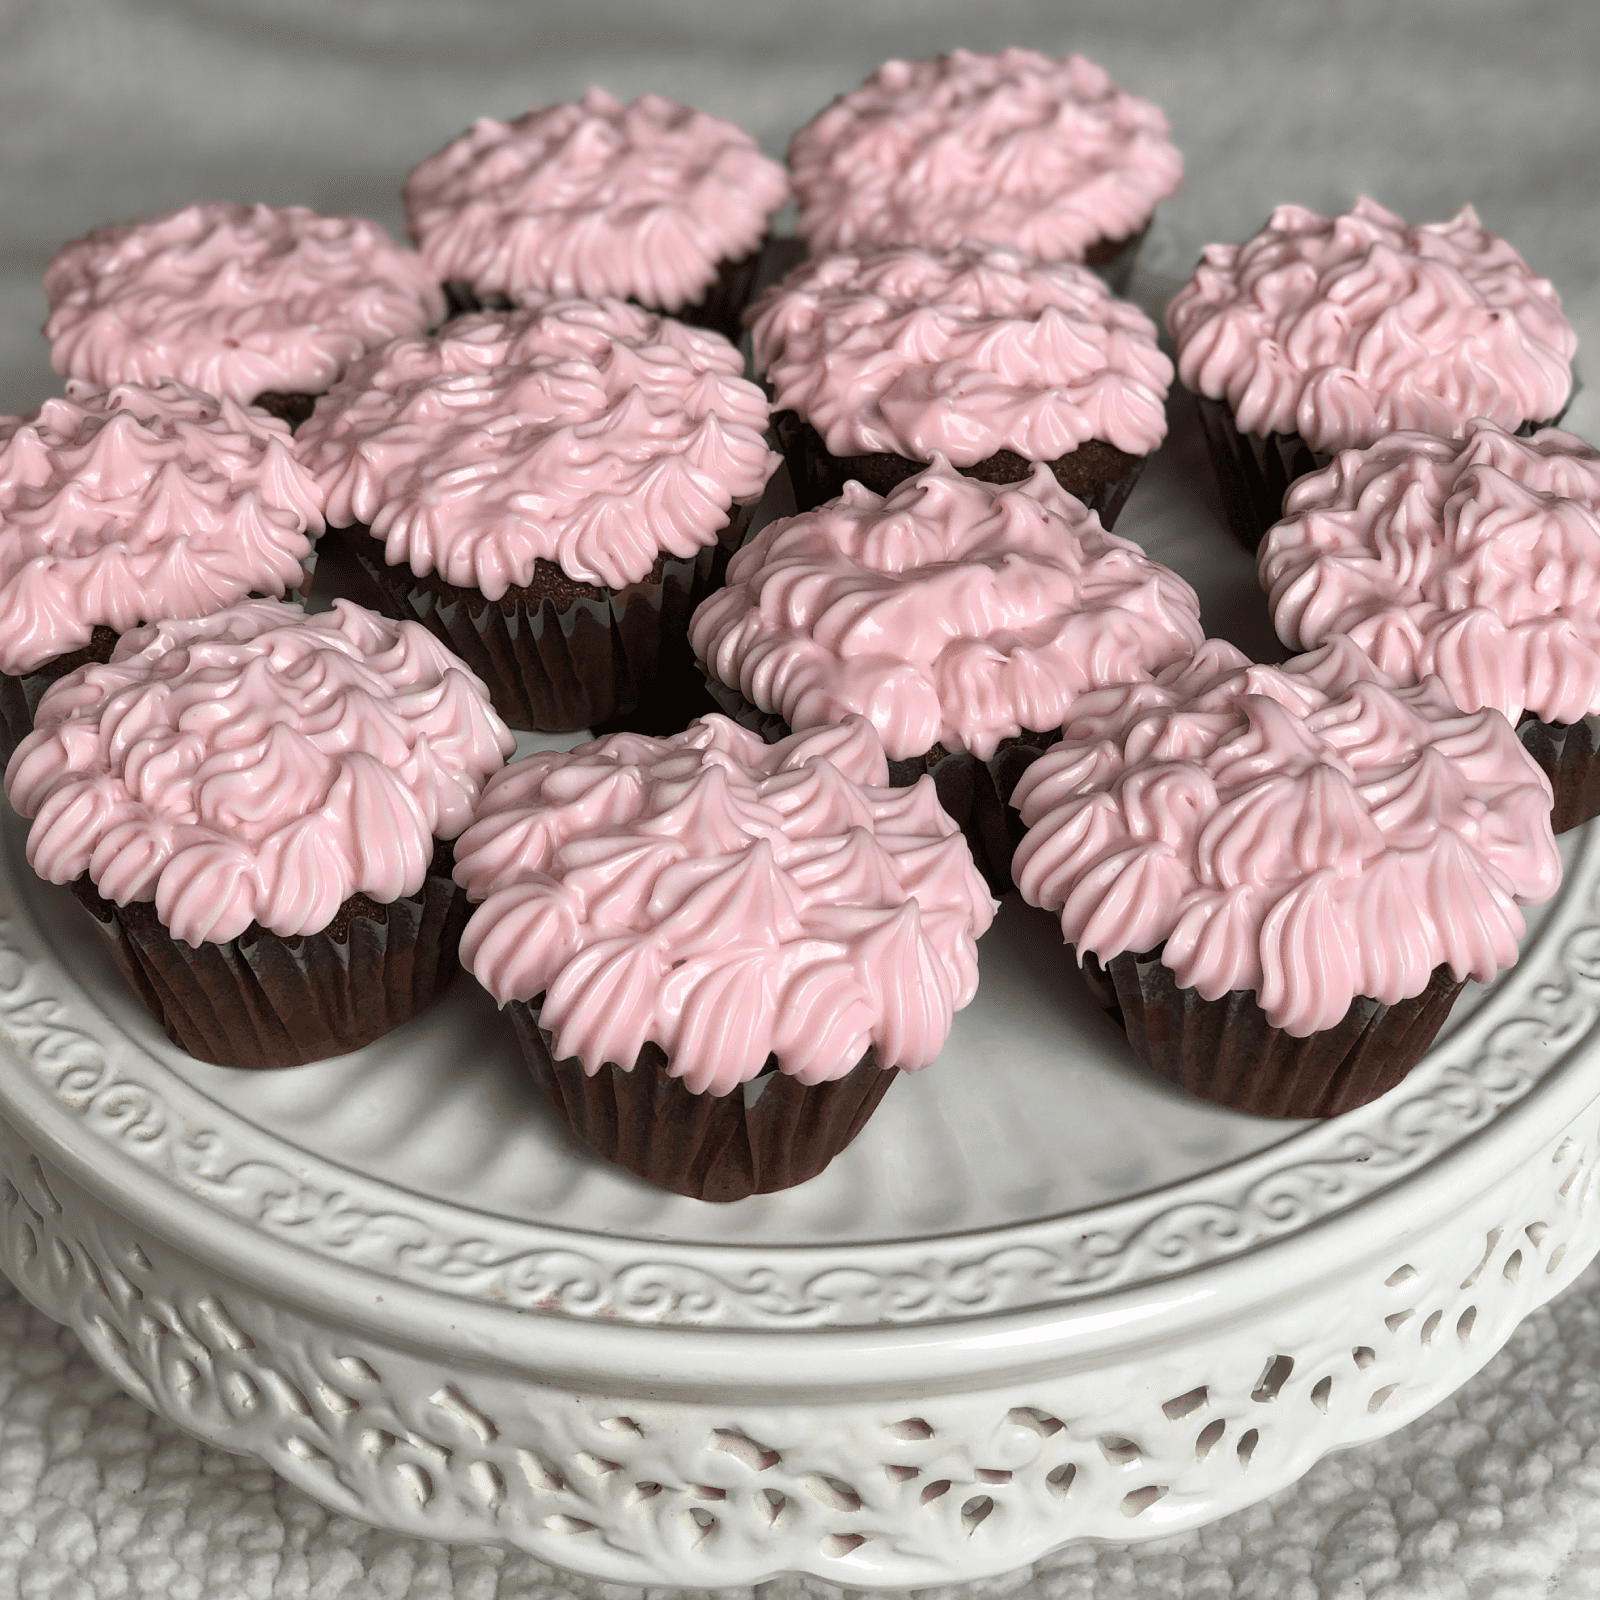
[700,672,1057,894]
[772,411,1146,527]
[1080,947,1465,1119]
[1518,713,1600,834]
[67,850,470,1069]
[341,515,748,734]
[508,1000,897,1202]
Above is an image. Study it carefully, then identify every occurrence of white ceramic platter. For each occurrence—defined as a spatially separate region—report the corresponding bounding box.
[2,389,1599,1588]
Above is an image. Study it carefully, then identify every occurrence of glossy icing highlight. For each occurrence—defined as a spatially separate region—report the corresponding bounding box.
[7,600,514,946]
[0,381,324,675]
[405,88,788,311]
[1012,637,1559,1036]
[296,300,779,597]
[1165,197,1575,455]
[750,242,1173,463]
[790,50,1181,261]
[43,204,446,401]
[690,459,1205,761]
[1261,422,1600,724]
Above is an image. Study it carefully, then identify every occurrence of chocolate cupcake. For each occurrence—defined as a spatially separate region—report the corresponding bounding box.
[295,298,780,733]
[1260,420,1600,833]
[42,203,445,431]
[1166,197,1577,552]
[788,50,1182,294]
[0,380,324,761]
[452,713,995,1201]
[1011,637,1561,1118]
[751,241,1173,522]
[5,599,514,1069]
[404,88,788,344]
[689,458,1205,891]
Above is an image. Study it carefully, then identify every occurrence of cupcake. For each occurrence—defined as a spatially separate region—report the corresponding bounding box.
[1166,197,1577,552]
[404,88,788,343]
[295,298,781,734]
[689,458,1206,891]
[42,203,445,430]
[5,599,514,1069]
[0,380,324,761]
[788,50,1182,294]
[750,241,1173,522]
[1259,420,1600,833]
[452,713,995,1201]
[1011,637,1561,1118]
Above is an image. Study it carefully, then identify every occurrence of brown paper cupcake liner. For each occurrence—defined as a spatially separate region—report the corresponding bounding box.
[1518,713,1600,834]
[336,510,750,734]
[700,673,1056,893]
[508,1000,897,1202]
[773,411,1146,527]
[66,841,469,1070]
[1079,946,1465,1119]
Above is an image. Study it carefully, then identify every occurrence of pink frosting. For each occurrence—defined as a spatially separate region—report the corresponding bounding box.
[1012,637,1559,1037]
[404,88,788,311]
[689,459,1205,762]
[1261,422,1600,724]
[295,300,779,596]
[790,51,1182,261]
[749,242,1173,462]
[7,600,514,947]
[0,381,325,676]
[1165,197,1576,455]
[453,714,995,1096]
[43,204,446,401]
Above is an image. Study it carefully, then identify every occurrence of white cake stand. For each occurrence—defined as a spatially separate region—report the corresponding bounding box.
[0,778,1596,1587]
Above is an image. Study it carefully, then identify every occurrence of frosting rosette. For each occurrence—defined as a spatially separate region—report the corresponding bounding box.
[690,459,1205,761]
[1012,637,1560,1036]
[43,204,446,401]
[296,300,779,596]
[790,50,1181,261]
[7,599,515,947]
[1165,197,1575,455]
[749,242,1173,463]
[453,714,994,1096]
[1261,422,1600,725]
[0,380,324,675]
[404,88,788,311]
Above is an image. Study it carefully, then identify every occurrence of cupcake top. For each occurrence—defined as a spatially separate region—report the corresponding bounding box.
[295,300,779,597]
[689,459,1206,761]
[1260,422,1600,725]
[8,599,515,947]
[404,88,788,312]
[43,204,446,402]
[749,242,1174,463]
[0,380,324,676]
[453,713,995,1095]
[1164,197,1576,455]
[789,50,1182,261]
[1012,637,1560,1037]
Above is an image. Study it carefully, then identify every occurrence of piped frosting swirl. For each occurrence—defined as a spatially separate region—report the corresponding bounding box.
[1260,422,1600,724]
[790,50,1182,260]
[7,599,514,947]
[453,714,995,1096]
[1012,637,1559,1036]
[0,380,324,675]
[43,204,446,401]
[404,88,788,311]
[295,300,779,596]
[1165,197,1575,455]
[750,242,1173,462]
[690,459,1205,761]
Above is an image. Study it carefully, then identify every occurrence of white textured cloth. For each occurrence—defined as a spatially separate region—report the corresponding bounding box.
[4,2,1600,1596]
